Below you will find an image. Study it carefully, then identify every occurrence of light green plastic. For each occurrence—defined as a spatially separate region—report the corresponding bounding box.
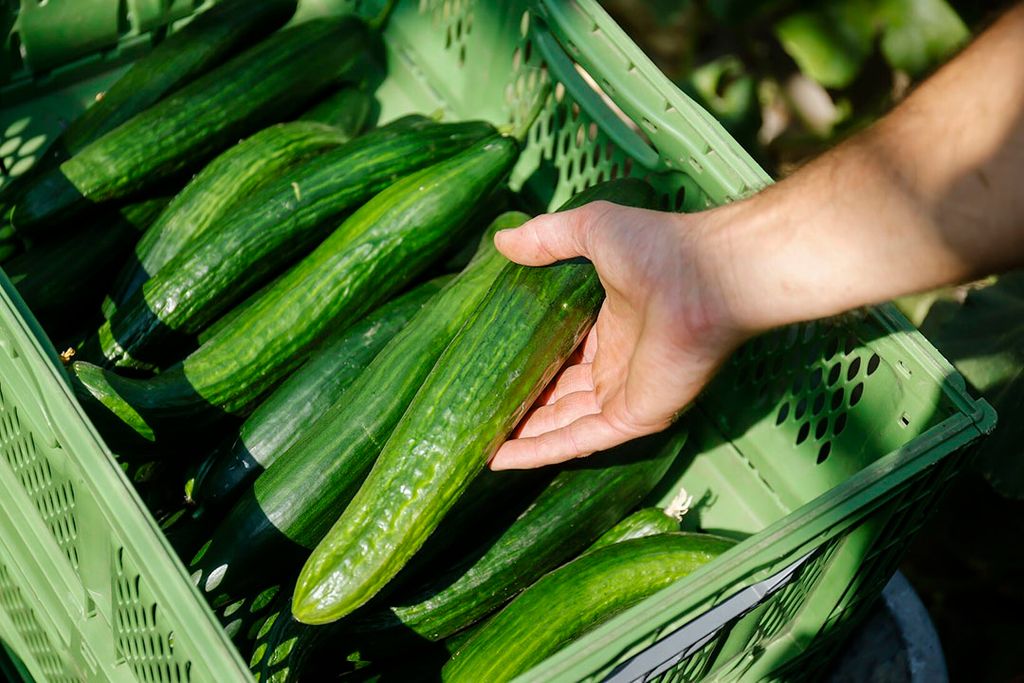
[0,1,995,682]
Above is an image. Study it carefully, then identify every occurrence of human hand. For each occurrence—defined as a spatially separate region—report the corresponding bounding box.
[489,200,754,470]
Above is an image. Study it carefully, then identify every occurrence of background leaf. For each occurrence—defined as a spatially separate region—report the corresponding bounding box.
[774,0,877,88]
[878,0,970,75]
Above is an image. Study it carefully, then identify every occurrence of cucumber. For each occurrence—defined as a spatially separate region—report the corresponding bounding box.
[71,137,519,447]
[53,0,298,162]
[587,506,682,553]
[291,179,659,625]
[6,198,170,337]
[350,428,685,641]
[84,120,492,369]
[300,87,375,131]
[443,533,736,683]
[2,17,369,236]
[189,275,453,511]
[184,211,527,602]
[101,121,357,318]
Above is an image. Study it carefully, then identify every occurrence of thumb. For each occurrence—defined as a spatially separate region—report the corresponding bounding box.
[494,205,595,266]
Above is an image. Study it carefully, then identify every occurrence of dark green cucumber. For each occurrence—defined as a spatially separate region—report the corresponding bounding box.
[54,0,298,162]
[85,120,492,369]
[350,429,685,641]
[102,121,357,318]
[3,17,369,235]
[71,137,519,447]
[6,198,169,337]
[587,506,682,552]
[292,179,659,625]
[443,533,736,682]
[300,87,375,131]
[189,275,453,511]
[184,211,527,602]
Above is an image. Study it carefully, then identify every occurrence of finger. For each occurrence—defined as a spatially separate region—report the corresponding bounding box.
[538,362,593,407]
[493,205,596,266]
[490,411,640,470]
[580,325,599,363]
[515,390,600,439]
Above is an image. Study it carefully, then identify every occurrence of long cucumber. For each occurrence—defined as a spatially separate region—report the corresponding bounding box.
[3,17,369,236]
[185,211,527,603]
[188,275,453,511]
[443,533,736,682]
[291,179,659,625]
[101,121,358,318]
[84,120,491,369]
[71,137,519,448]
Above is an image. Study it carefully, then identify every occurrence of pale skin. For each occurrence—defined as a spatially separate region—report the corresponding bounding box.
[490,3,1024,470]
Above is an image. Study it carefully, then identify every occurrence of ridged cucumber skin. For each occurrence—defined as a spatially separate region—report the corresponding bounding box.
[184,211,527,602]
[6,198,169,335]
[196,267,293,347]
[71,137,519,447]
[299,87,375,131]
[587,507,681,552]
[443,533,737,683]
[353,428,685,641]
[86,120,493,369]
[292,179,660,625]
[3,17,369,235]
[55,0,299,161]
[189,275,453,511]
[101,121,357,319]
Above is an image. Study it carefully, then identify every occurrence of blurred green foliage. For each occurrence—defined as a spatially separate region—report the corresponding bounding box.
[603,0,1008,175]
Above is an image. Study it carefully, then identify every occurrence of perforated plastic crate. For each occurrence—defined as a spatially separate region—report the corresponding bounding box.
[0,1,994,681]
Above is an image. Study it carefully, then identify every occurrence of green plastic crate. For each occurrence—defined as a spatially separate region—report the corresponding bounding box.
[0,0,995,681]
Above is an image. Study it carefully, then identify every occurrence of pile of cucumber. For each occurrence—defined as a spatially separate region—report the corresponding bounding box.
[1,2,738,680]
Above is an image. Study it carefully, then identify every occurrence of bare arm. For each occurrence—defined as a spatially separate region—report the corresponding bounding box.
[490,4,1024,470]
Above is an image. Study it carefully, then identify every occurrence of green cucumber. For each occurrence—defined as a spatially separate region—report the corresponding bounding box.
[84,120,492,369]
[71,137,519,448]
[292,179,659,625]
[3,17,369,236]
[184,211,527,602]
[587,506,683,553]
[351,428,685,641]
[7,198,169,337]
[300,87,375,131]
[54,0,298,162]
[189,275,453,511]
[101,121,358,318]
[443,533,736,682]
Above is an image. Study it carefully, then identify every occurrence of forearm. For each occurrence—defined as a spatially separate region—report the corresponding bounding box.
[707,3,1024,334]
